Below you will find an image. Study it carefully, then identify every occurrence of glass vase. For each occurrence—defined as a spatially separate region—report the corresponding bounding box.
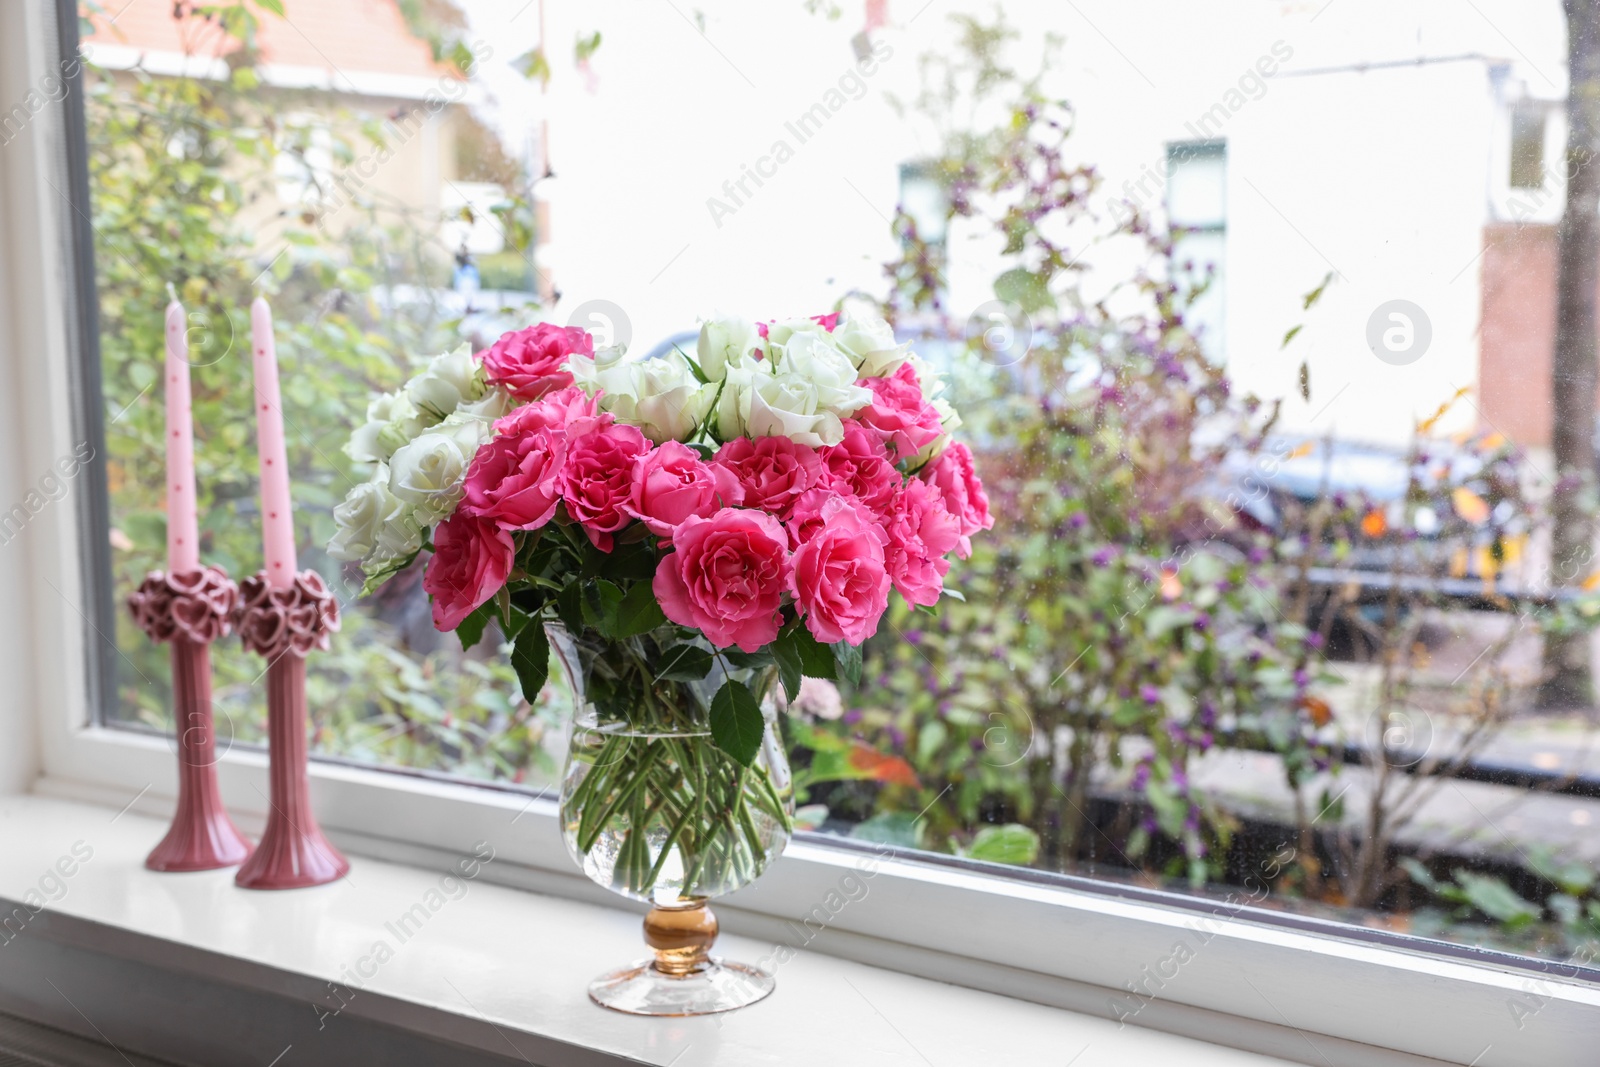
[550,622,794,1016]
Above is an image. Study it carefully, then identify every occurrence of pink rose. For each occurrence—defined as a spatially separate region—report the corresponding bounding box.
[812,311,840,331]
[817,422,901,517]
[784,488,840,548]
[560,421,651,550]
[653,508,791,651]
[423,513,515,631]
[460,426,568,531]
[493,386,598,436]
[855,363,945,463]
[480,324,591,400]
[921,441,993,558]
[712,436,821,518]
[623,441,740,537]
[883,477,962,607]
[789,495,890,645]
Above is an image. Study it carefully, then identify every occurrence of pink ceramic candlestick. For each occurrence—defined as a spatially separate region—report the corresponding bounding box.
[250,297,296,588]
[129,568,254,872]
[238,311,347,890]
[165,299,199,573]
[233,570,348,891]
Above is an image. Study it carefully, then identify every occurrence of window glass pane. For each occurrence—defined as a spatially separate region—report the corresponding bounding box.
[1167,144,1226,229]
[1510,104,1547,190]
[78,0,1600,972]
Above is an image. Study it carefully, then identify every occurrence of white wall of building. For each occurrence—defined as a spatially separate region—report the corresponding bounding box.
[471,0,1569,447]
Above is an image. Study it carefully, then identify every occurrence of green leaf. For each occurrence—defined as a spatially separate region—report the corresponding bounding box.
[776,620,837,700]
[832,639,862,685]
[514,47,551,85]
[676,345,710,384]
[723,649,774,669]
[1455,872,1540,929]
[254,0,286,17]
[783,623,836,680]
[1524,846,1595,896]
[993,267,1054,313]
[574,29,602,62]
[511,622,550,705]
[1280,324,1303,349]
[1302,269,1334,310]
[709,680,764,766]
[965,824,1041,866]
[773,629,803,703]
[556,581,584,635]
[1400,857,1443,895]
[583,579,624,637]
[848,811,921,849]
[613,580,667,638]
[456,603,492,651]
[657,644,714,682]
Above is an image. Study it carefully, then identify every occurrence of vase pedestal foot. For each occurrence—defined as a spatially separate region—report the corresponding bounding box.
[589,903,773,1016]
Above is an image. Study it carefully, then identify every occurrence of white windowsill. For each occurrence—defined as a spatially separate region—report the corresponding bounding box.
[0,792,1312,1067]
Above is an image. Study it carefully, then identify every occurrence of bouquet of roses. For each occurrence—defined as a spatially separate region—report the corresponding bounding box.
[329,310,991,898]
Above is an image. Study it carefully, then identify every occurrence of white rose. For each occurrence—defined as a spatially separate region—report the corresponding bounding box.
[833,315,911,378]
[366,390,404,424]
[763,317,828,348]
[363,394,427,460]
[772,331,864,395]
[388,431,470,522]
[406,345,485,421]
[601,351,717,443]
[373,505,424,562]
[458,385,515,422]
[696,316,764,381]
[718,362,868,447]
[328,477,394,562]
[568,344,632,399]
[636,374,717,445]
[346,390,404,463]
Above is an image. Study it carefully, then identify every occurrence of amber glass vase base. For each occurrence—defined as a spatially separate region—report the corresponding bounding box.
[588,959,774,1016]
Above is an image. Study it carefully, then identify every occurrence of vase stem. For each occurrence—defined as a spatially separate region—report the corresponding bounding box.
[644,903,717,976]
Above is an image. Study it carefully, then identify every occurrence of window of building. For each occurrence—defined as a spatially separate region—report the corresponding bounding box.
[1167,140,1227,361]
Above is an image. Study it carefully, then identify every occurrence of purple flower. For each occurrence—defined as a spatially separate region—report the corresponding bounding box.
[1069,512,1088,529]
[1141,684,1161,705]
[1193,612,1210,632]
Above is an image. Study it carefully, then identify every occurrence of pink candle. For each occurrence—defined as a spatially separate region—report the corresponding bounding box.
[250,297,297,588]
[165,297,200,573]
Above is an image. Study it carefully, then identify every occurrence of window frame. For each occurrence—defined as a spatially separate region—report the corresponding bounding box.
[9,3,1600,1063]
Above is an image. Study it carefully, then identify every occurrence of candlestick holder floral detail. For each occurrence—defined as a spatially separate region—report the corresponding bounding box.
[330,312,992,1014]
[127,566,254,872]
[231,570,349,890]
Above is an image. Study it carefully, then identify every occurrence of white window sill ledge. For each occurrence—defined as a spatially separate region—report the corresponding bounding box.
[0,793,1319,1067]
